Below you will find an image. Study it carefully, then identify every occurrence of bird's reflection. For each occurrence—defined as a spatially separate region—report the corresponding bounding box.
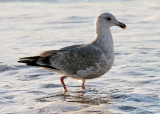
[58,90,86,103]
[37,88,110,105]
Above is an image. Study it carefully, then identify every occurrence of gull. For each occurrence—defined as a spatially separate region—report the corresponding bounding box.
[18,12,126,91]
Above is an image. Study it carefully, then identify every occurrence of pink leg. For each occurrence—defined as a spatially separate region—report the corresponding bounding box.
[82,80,85,90]
[60,76,67,91]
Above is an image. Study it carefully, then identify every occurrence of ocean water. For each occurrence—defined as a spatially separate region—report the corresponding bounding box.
[0,0,160,113]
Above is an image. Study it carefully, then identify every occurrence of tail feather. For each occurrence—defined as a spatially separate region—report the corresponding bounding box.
[18,56,40,66]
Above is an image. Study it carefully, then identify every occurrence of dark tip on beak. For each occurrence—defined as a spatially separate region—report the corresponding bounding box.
[118,22,127,29]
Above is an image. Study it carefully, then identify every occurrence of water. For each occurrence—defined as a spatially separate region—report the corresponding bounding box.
[0,0,160,113]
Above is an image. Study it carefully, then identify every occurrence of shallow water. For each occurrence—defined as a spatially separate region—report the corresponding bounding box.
[0,0,160,113]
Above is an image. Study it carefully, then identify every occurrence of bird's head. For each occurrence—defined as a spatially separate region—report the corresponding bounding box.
[95,13,127,29]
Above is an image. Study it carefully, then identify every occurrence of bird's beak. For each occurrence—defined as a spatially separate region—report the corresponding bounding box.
[117,22,127,29]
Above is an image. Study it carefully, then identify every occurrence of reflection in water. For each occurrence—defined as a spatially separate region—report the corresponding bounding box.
[37,89,110,105]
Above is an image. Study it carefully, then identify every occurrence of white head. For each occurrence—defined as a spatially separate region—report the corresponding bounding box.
[95,12,126,30]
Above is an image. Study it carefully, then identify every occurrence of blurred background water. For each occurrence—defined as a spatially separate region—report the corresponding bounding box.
[0,0,160,113]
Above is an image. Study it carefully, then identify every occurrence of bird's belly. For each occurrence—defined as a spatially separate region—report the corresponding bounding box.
[84,63,113,79]
[71,55,114,79]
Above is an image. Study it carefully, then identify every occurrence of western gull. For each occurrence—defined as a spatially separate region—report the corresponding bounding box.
[18,12,126,91]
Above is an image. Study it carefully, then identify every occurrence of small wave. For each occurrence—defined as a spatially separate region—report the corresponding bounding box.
[119,106,136,111]
[0,62,8,71]
[41,84,61,88]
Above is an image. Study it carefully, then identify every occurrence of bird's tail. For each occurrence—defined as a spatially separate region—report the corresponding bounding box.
[18,56,40,66]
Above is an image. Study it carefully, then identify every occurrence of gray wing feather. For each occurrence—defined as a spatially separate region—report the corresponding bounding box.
[37,44,83,67]
[50,45,102,74]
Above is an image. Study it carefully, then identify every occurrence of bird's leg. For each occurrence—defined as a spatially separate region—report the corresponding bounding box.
[60,76,67,91]
[82,79,85,90]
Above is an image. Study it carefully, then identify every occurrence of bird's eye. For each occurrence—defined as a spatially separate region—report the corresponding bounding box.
[106,17,111,21]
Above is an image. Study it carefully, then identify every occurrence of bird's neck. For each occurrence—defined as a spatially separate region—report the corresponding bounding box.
[91,21,114,54]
